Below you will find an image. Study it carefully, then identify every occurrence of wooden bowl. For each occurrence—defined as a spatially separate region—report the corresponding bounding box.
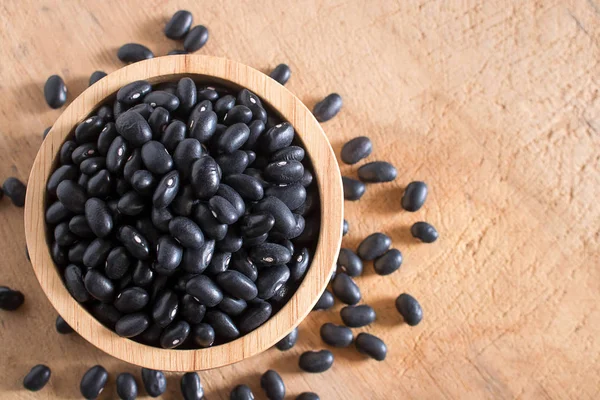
[24,55,343,371]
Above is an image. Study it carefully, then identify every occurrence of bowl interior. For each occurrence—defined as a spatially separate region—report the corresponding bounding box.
[25,55,343,371]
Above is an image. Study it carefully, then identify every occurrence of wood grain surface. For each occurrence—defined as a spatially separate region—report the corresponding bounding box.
[1,0,598,399]
[24,55,343,372]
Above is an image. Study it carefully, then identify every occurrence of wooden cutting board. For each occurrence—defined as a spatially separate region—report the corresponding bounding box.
[0,0,597,398]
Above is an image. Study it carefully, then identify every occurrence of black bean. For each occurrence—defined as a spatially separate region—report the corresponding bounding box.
[243,119,265,150]
[114,286,149,313]
[54,222,77,246]
[264,160,304,184]
[313,93,342,122]
[192,323,215,347]
[249,243,291,267]
[148,107,171,138]
[238,299,272,334]
[271,146,304,163]
[153,170,180,208]
[75,117,105,145]
[130,102,155,119]
[372,248,402,276]
[224,105,252,125]
[155,235,183,271]
[395,293,423,326]
[44,75,67,109]
[0,177,26,207]
[95,105,113,122]
[320,322,353,347]
[173,138,202,180]
[54,315,74,334]
[342,176,366,201]
[287,247,309,282]
[190,156,220,199]
[297,393,320,400]
[355,332,387,361]
[357,232,391,260]
[179,294,206,324]
[183,25,209,52]
[256,265,290,300]
[72,142,99,164]
[229,251,258,281]
[260,370,285,400]
[401,181,428,212]
[214,94,235,117]
[411,221,438,243]
[216,270,258,301]
[122,149,142,184]
[0,286,24,310]
[159,122,185,154]
[115,312,150,337]
[64,265,90,302]
[215,150,249,176]
[115,112,152,149]
[230,384,254,400]
[341,304,376,328]
[84,269,116,302]
[224,174,264,201]
[188,104,218,143]
[131,260,153,287]
[218,295,247,316]
[56,180,86,213]
[80,365,108,399]
[181,241,215,275]
[88,302,121,330]
[274,326,298,351]
[84,198,113,237]
[298,350,334,373]
[60,140,78,164]
[167,216,204,249]
[160,320,190,349]
[331,273,361,305]
[106,136,130,174]
[269,63,291,85]
[209,196,238,225]
[144,91,180,112]
[215,122,250,154]
[204,310,239,340]
[67,215,93,238]
[186,275,223,307]
[128,170,154,195]
[176,77,197,114]
[88,70,107,86]
[118,43,154,63]
[23,364,51,392]
[253,196,295,235]
[141,368,167,397]
[97,123,118,156]
[261,123,294,153]
[164,10,193,39]
[46,201,71,224]
[117,190,145,216]
[181,372,203,400]
[68,241,89,264]
[116,373,138,400]
[310,289,332,311]
[80,157,105,175]
[341,137,371,165]
[337,248,363,277]
[357,161,397,183]
[116,80,151,105]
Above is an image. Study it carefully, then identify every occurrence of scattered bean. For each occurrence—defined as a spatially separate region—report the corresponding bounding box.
[341,136,372,164]
[260,370,285,400]
[340,304,376,327]
[118,43,154,63]
[401,181,428,212]
[374,248,402,275]
[3,177,27,207]
[298,350,334,373]
[141,368,167,397]
[80,365,108,399]
[165,10,193,39]
[320,323,353,347]
[357,232,391,260]
[89,70,107,86]
[183,25,209,52]
[331,272,361,305]
[355,332,387,361]
[44,75,67,109]
[342,176,365,201]
[337,248,363,277]
[313,289,334,311]
[55,315,74,334]
[116,372,138,400]
[231,384,254,400]
[357,161,397,182]
[23,365,51,392]
[269,63,291,85]
[313,93,342,122]
[411,221,438,243]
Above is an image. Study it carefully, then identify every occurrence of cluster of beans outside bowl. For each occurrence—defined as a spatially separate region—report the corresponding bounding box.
[0,8,442,400]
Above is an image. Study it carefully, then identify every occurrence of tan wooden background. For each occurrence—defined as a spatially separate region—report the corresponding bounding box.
[0,0,598,398]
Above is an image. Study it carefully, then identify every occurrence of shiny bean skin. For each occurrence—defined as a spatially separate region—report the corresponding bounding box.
[401,181,428,212]
[313,93,342,122]
[340,305,376,327]
[395,293,423,326]
[410,221,439,243]
[298,350,334,373]
[79,365,108,399]
[355,332,387,361]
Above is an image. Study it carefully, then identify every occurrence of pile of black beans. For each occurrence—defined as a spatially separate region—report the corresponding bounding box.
[45,77,320,349]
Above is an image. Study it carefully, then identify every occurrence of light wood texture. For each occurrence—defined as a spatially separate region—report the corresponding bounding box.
[24,55,344,371]
[1,0,599,398]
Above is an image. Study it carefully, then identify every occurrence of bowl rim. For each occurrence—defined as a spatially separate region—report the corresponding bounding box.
[24,55,343,371]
